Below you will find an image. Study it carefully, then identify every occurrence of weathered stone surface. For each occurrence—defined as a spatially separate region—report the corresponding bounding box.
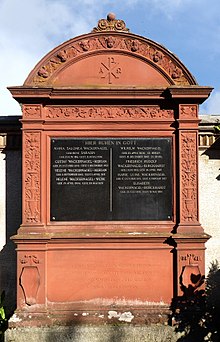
[5,324,183,342]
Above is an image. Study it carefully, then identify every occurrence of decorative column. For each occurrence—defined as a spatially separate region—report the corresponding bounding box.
[23,131,41,225]
[178,104,200,231]
[21,105,44,230]
[15,104,47,314]
[176,104,209,296]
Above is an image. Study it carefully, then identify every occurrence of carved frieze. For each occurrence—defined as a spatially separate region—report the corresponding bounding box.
[179,105,197,118]
[31,34,189,86]
[23,105,41,119]
[180,132,198,222]
[46,106,174,120]
[23,132,41,224]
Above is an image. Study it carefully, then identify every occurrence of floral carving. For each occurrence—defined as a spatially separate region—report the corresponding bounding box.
[31,34,190,86]
[23,105,41,119]
[46,106,174,120]
[180,132,198,222]
[180,105,197,118]
[20,255,40,265]
[23,132,41,224]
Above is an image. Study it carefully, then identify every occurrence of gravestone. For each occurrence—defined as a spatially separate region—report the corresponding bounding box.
[8,14,212,327]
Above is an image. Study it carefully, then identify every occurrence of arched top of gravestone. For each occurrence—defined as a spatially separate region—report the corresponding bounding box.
[24,13,197,88]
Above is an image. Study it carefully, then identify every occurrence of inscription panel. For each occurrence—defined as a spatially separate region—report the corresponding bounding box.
[47,249,173,303]
[51,138,172,221]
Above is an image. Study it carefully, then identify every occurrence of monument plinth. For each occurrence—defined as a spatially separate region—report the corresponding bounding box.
[8,14,212,326]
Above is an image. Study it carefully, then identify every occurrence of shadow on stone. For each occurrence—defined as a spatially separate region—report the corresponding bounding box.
[170,260,220,342]
[0,143,21,318]
[45,325,126,342]
[44,324,177,342]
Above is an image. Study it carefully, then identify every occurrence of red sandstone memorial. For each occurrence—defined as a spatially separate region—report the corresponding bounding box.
[8,14,212,327]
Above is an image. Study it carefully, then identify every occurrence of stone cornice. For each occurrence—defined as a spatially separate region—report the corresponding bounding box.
[167,86,213,103]
[8,86,213,104]
[8,86,167,101]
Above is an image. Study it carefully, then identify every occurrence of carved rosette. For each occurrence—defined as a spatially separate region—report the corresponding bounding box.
[31,34,190,86]
[23,132,41,224]
[179,105,198,119]
[180,132,198,222]
[23,105,41,119]
[46,106,174,120]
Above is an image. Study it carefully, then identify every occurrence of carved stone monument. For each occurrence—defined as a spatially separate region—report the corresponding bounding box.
[8,14,212,326]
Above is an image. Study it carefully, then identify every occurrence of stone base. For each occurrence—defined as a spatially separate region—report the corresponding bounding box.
[5,325,183,342]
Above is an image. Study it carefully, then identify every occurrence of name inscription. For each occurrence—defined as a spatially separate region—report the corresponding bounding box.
[51,138,172,221]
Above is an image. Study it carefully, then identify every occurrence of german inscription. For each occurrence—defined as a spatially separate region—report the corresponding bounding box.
[51,138,172,221]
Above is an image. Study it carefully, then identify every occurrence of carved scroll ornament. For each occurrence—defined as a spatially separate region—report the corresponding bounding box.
[20,255,40,265]
[46,106,174,120]
[93,13,129,33]
[23,132,41,224]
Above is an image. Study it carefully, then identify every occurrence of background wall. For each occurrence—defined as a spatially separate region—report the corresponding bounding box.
[0,135,6,250]
[0,117,21,315]
[199,115,220,274]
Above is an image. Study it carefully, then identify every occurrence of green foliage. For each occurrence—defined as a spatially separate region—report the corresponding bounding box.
[0,291,7,340]
[214,119,220,133]
[214,125,220,133]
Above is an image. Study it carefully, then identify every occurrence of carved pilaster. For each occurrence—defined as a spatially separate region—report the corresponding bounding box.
[179,131,198,223]
[23,132,41,224]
